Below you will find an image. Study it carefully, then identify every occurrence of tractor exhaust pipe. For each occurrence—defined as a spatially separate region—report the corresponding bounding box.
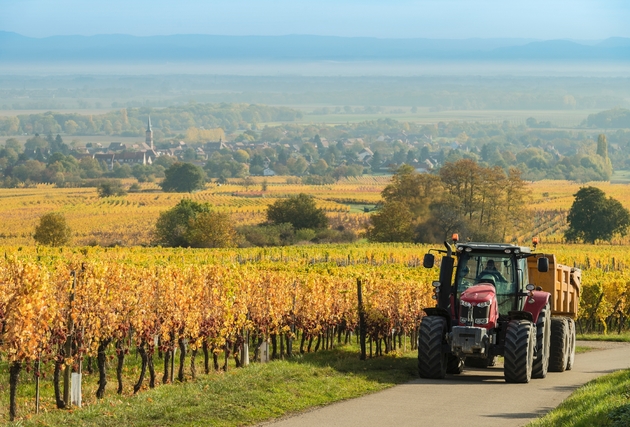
[437,241,454,310]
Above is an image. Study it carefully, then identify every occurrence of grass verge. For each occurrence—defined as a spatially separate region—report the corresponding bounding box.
[577,333,630,342]
[3,345,417,426]
[527,369,630,427]
[575,346,593,354]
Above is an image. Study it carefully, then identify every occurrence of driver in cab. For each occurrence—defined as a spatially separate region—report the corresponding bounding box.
[478,259,507,285]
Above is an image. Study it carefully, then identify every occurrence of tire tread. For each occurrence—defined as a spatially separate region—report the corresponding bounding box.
[418,317,447,379]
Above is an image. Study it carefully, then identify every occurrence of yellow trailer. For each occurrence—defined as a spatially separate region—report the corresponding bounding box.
[528,255,581,319]
[527,254,581,372]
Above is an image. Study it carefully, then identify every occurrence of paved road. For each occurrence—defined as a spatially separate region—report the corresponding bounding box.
[264,341,630,427]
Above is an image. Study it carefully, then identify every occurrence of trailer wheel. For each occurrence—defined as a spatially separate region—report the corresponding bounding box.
[566,318,576,371]
[532,302,551,379]
[446,354,464,374]
[504,319,535,383]
[549,317,569,372]
[418,316,447,379]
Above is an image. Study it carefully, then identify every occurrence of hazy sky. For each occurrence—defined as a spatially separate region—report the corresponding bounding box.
[2,0,629,40]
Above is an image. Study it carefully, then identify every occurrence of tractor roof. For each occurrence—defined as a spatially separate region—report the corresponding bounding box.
[455,242,532,254]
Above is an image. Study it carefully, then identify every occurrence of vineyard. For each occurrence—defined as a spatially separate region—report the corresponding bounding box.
[1,243,630,422]
[1,178,630,247]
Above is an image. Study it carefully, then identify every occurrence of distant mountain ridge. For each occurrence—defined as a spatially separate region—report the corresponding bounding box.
[1,32,629,62]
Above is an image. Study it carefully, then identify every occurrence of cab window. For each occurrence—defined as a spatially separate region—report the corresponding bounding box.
[455,253,516,315]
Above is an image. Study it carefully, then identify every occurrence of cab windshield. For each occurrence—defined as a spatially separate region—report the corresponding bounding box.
[455,252,517,315]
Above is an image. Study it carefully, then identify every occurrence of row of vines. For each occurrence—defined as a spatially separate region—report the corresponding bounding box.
[0,245,434,421]
[2,243,630,421]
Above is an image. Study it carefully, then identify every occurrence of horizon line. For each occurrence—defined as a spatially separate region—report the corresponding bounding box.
[2,31,628,43]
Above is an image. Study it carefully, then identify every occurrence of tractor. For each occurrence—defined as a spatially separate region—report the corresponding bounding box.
[419,237,581,383]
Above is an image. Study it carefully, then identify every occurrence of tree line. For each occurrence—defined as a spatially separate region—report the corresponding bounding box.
[0,103,302,137]
[366,160,531,243]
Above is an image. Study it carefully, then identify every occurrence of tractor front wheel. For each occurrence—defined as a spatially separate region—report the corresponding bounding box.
[418,316,447,379]
[504,319,535,383]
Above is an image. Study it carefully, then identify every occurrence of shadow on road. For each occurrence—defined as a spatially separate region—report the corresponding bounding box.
[584,369,619,374]
[485,409,551,419]
[544,384,579,393]
[292,346,419,386]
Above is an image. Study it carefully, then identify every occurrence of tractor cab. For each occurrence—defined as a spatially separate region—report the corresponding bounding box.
[453,243,532,320]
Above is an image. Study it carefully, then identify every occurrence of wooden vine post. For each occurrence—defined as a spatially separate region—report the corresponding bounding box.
[35,357,41,414]
[63,271,76,408]
[357,278,367,360]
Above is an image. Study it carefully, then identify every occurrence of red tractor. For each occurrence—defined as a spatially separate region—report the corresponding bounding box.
[419,238,581,383]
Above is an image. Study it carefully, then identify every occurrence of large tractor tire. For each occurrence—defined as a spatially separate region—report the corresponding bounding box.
[447,354,464,374]
[504,319,535,383]
[549,317,569,372]
[418,316,447,379]
[532,302,551,379]
[464,356,496,368]
[566,318,576,371]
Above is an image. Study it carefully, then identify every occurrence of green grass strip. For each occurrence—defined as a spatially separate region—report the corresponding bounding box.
[8,346,417,427]
[577,334,630,342]
[527,369,630,427]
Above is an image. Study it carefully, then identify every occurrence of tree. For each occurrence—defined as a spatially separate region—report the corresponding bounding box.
[153,199,211,247]
[186,211,237,248]
[241,176,255,191]
[267,193,328,230]
[370,151,382,172]
[382,164,441,218]
[366,201,415,242]
[33,212,71,246]
[565,186,630,243]
[160,162,206,193]
[439,159,481,221]
[97,180,127,197]
[596,134,608,159]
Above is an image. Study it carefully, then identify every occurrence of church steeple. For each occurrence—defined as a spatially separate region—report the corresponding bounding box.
[145,116,153,150]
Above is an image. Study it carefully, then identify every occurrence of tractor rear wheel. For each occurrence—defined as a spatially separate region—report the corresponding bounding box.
[532,302,551,379]
[418,316,447,379]
[566,318,576,371]
[549,317,569,372]
[504,319,535,383]
[446,354,464,374]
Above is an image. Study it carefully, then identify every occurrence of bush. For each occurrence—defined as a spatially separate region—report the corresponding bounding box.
[97,180,127,197]
[295,228,317,242]
[33,212,72,246]
[153,199,210,247]
[160,162,206,193]
[267,193,328,230]
[312,228,357,244]
[187,211,238,248]
[238,224,295,247]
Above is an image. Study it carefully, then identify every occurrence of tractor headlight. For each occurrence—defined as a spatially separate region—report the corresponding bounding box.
[477,299,492,308]
[460,300,472,308]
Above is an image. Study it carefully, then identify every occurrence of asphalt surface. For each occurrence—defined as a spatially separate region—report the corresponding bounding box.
[264,341,630,427]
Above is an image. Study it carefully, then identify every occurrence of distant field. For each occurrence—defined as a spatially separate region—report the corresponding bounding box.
[1,176,629,247]
[0,107,599,132]
[291,107,598,128]
[6,134,146,146]
[611,170,630,184]
[0,108,118,117]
